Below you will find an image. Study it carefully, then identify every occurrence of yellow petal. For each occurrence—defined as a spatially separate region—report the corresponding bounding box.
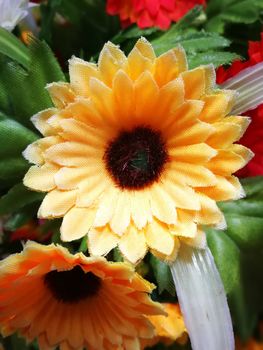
[61,207,96,241]
[131,191,152,230]
[181,229,206,249]
[198,90,236,123]
[155,78,184,121]
[112,70,134,126]
[110,191,131,235]
[206,121,243,149]
[134,71,159,123]
[59,118,107,146]
[229,144,254,163]
[145,220,174,255]
[31,108,57,136]
[169,143,217,163]
[195,193,224,225]
[23,142,44,165]
[134,37,156,61]
[89,78,117,125]
[88,226,118,256]
[98,42,127,87]
[128,45,153,81]
[154,49,182,87]
[69,56,100,98]
[208,149,250,175]
[181,64,215,99]
[54,166,99,190]
[46,82,75,109]
[168,121,214,146]
[45,141,102,167]
[199,175,244,201]
[93,187,119,227]
[150,185,177,224]
[168,161,217,187]
[119,225,147,264]
[170,209,197,238]
[163,100,204,138]
[76,173,110,207]
[162,176,200,210]
[38,189,77,218]
[23,164,58,192]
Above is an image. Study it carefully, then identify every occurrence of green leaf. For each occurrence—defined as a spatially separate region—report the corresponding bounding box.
[0,27,30,68]
[0,183,44,215]
[207,176,263,340]
[150,255,175,296]
[0,157,29,180]
[0,118,38,157]
[0,38,65,127]
[206,0,263,33]
[188,51,240,68]
[152,31,231,56]
[206,228,241,295]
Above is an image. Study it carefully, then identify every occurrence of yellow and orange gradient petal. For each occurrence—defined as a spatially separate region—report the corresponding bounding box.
[0,241,164,350]
[23,38,253,264]
[142,303,188,349]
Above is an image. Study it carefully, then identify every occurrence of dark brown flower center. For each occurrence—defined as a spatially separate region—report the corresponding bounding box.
[104,126,168,189]
[44,266,101,303]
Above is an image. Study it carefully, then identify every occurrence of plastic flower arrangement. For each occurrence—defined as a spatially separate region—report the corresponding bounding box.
[0,1,263,350]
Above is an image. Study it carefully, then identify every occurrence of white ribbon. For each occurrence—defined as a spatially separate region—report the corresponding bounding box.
[170,245,234,350]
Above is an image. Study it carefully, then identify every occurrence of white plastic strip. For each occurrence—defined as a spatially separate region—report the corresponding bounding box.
[221,61,263,115]
[170,244,234,350]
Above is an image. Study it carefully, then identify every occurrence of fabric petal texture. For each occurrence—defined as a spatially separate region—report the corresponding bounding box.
[23,38,252,264]
[0,241,164,350]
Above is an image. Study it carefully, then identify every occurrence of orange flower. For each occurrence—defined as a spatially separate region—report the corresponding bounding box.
[23,38,252,264]
[0,241,164,350]
[142,303,187,348]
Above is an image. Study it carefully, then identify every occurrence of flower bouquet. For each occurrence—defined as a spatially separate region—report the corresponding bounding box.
[0,0,262,349]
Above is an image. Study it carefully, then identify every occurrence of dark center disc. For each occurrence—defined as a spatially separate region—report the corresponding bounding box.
[104,126,168,189]
[44,265,101,303]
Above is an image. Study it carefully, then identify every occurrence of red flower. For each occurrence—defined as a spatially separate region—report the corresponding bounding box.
[10,220,52,242]
[217,33,263,177]
[106,0,206,30]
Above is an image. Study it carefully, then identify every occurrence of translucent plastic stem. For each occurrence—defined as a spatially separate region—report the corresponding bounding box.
[221,61,263,114]
[170,245,234,350]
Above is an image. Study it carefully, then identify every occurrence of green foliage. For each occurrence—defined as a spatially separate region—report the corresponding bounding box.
[0,118,38,188]
[150,255,175,296]
[0,37,65,128]
[40,0,120,61]
[205,0,263,33]
[149,7,239,68]
[0,183,44,216]
[0,27,30,68]
[206,176,263,340]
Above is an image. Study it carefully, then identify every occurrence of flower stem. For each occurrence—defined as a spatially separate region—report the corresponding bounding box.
[170,244,234,350]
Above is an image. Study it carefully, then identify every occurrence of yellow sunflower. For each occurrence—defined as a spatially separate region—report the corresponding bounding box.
[142,303,187,349]
[23,38,252,264]
[0,241,164,350]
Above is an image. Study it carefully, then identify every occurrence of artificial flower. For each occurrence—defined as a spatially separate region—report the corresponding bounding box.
[0,241,164,350]
[0,0,36,32]
[106,0,206,29]
[142,303,187,348]
[23,38,252,264]
[217,33,263,177]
